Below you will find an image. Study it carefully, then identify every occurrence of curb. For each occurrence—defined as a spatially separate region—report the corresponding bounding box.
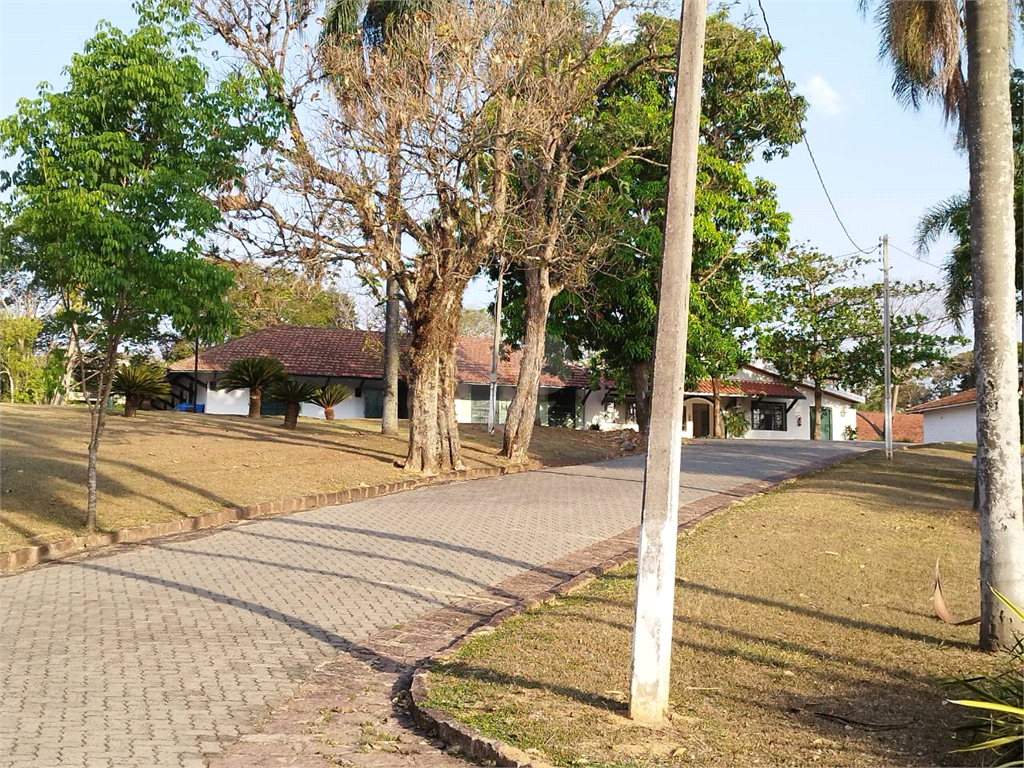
[1,451,626,575]
[405,451,866,767]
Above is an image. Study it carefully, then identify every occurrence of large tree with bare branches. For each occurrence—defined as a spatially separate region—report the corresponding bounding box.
[198,0,627,474]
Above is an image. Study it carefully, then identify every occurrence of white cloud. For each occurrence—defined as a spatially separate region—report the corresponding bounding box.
[803,75,846,117]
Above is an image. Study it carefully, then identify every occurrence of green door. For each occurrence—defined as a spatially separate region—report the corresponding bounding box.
[811,407,833,440]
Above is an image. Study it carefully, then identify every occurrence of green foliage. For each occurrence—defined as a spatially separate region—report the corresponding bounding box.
[0,1,283,356]
[842,424,858,441]
[0,313,45,402]
[539,12,803,395]
[216,356,286,392]
[722,408,749,439]
[915,69,1023,331]
[312,384,351,409]
[946,591,1024,767]
[226,262,358,337]
[267,377,322,405]
[759,248,959,397]
[931,350,976,398]
[111,360,170,415]
[111,361,171,400]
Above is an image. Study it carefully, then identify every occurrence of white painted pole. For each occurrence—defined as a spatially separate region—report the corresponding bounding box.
[882,234,893,460]
[628,0,707,724]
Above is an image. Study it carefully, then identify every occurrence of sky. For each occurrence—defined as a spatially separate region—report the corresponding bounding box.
[0,0,989,328]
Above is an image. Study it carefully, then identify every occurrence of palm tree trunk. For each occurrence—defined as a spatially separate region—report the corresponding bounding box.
[711,378,720,438]
[965,0,1024,650]
[323,405,334,421]
[248,386,261,419]
[124,395,140,418]
[283,402,298,429]
[812,384,823,440]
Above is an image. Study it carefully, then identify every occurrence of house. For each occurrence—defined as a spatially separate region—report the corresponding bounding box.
[592,363,862,440]
[906,388,977,443]
[167,325,602,427]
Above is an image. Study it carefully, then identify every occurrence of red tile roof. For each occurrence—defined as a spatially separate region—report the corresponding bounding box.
[689,380,804,399]
[906,388,977,413]
[169,325,589,388]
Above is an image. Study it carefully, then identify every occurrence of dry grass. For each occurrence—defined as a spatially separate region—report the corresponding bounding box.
[0,404,621,551]
[425,447,1003,767]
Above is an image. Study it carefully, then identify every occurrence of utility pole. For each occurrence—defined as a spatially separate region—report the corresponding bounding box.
[628,0,707,725]
[382,277,400,436]
[881,234,892,460]
[488,258,506,435]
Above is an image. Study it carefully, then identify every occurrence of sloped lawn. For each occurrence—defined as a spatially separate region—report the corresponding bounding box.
[0,404,622,551]
[425,447,1005,767]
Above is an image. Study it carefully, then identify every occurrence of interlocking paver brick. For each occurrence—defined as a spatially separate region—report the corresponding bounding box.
[1,441,866,767]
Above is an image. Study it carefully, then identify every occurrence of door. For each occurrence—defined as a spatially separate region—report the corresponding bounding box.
[692,402,711,438]
[811,406,833,440]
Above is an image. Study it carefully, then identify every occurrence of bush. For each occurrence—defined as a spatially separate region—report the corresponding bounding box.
[722,408,749,438]
[946,590,1023,766]
[111,361,170,417]
[311,384,350,421]
[267,377,321,429]
[843,424,857,441]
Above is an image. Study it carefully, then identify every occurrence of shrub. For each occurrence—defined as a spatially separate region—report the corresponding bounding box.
[215,356,286,418]
[267,377,321,429]
[946,590,1023,766]
[311,384,351,421]
[111,362,170,417]
[722,408,749,438]
[842,424,858,441]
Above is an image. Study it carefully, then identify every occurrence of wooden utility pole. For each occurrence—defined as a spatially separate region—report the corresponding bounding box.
[881,234,892,460]
[628,0,707,724]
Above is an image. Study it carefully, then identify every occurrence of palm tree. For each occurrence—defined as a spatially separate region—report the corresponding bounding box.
[267,378,321,429]
[311,383,351,421]
[215,356,286,419]
[915,69,1022,331]
[868,0,1024,650]
[111,361,170,417]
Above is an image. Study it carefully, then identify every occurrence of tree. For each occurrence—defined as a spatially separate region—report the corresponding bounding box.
[111,361,171,417]
[199,0,626,474]
[225,261,357,336]
[267,377,320,429]
[867,0,1024,649]
[311,383,350,421]
[0,1,275,532]
[216,356,286,418]
[930,349,976,397]
[459,308,495,338]
[541,13,802,435]
[0,314,44,403]
[915,68,1022,330]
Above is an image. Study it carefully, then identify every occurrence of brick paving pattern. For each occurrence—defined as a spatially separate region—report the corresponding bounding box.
[0,441,867,768]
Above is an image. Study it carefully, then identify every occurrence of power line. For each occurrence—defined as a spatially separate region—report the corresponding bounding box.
[755,0,874,256]
[888,241,944,269]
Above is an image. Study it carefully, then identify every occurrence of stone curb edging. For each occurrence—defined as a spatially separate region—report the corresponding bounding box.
[404,452,864,768]
[1,451,626,575]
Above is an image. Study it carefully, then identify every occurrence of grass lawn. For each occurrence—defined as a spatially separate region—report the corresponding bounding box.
[0,404,622,551]
[425,446,1007,767]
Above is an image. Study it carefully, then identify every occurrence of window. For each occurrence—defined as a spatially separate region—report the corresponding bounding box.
[751,401,786,431]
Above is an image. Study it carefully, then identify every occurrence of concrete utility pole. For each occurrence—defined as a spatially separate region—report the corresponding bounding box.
[628,0,707,724]
[881,234,892,460]
[488,258,506,435]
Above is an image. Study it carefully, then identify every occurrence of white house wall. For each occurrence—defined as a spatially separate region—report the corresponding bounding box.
[922,403,976,443]
[203,387,250,416]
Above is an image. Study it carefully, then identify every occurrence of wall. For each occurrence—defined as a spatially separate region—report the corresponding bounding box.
[196,374,367,420]
[742,397,808,440]
[856,411,923,443]
[922,403,976,443]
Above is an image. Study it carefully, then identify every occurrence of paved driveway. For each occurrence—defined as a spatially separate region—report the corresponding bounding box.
[0,440,869,768]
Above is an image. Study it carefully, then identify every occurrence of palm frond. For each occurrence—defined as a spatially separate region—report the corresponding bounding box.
[111,362,171,399]
[312,383,351,408]
[216,357,286,391]
[267,377,322,404]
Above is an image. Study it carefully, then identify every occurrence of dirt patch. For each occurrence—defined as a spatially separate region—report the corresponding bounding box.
[424,447,1002,767]
[0,404,623,551]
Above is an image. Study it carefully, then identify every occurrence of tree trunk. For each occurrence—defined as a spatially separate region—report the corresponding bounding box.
[711,378,720,438]
[502,266,558,463]
[965,0,1024,650]
[891,383,901,413]
[382,276,400,436]
[283,402,298,429]
[248,387,261,419]
[812,384,823,440]
[403,282,466,474]
[51,329,77,406]
[631,359,654,435]
[124,395,140,418]
[323,406,334,421]
[84,333,120,534]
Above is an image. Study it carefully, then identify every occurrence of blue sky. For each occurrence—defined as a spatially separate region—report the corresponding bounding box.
[0,0,976,316]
